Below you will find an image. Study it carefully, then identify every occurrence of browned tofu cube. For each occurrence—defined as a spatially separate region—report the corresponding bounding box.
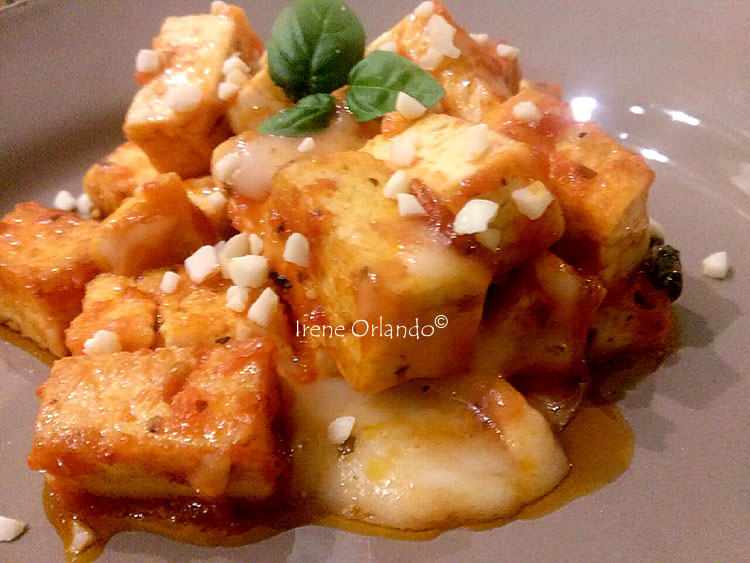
[124,4,264,177]
[82,141,160,216]
[368,1,519,123]
[93,174,218,276]
[262,151,494,393]
[587,271,674,361]
[28,340,282,500]
[0,203,101,356]
[548,122,653,285]
[64,274,157,355]
[362,114,565,278]
[226,62,292,134]
[183,176,235,239]
[473,252,605,379]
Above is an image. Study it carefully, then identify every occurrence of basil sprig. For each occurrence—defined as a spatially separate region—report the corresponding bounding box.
[261,0,445,137]
[267,0,365,101]
[346,51,445,122]
[258,93,336,137]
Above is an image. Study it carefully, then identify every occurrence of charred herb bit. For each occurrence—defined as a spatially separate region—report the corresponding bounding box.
[215,336,231,344]
[337,435,356,457]
[271,271,293,290]
[645,244,683,301]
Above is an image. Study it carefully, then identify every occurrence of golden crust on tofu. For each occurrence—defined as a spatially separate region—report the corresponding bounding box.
[262,151,494,393]
[28,340,282,500]
[0,203,101,357]
[548,122,653,285]
[93,173,218,276]
[124,5,263,177]
[588,270,674,361]
[82,142,160,217]
[362,114,565,277]
[473,252,605,379]
[289,375,568,530]
[65,274,157,355]
[368,1,519,124]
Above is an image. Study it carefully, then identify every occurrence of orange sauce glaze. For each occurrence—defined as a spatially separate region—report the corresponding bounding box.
[42,395,633,562]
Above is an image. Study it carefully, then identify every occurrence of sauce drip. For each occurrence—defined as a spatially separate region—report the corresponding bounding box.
[43,397,633,561]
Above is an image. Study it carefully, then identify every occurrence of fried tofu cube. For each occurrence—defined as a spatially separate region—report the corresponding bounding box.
[28,340,282,500]
[124,5,264,177]
[473,252,605,379]
[548,122,653,285]
[587,271,674,361]
[368,1,519,123]
[82,142,160,216]
[362,114,565,277]
[135,268,287,350]
[65,274,157,355]
[93,173,218,276]
[262,151,494,393]
[183,176,235,238]
[0,203,100,356]
[226,61,292,134]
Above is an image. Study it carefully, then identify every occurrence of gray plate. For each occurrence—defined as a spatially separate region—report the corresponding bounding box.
[1,1,749,561]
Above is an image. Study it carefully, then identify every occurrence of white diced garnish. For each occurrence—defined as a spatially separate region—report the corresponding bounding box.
[397,193,427,217]
[327,416,355,444]
[249,233,264,255]
[224,67,249,87]
[297,137,316,152]
[217,81,240,101]
[213,240,226,256]
[465,123,490,160]
[213,151,241,185]
[222,54,250,77]
[0,516,26,542]
[377,41,398,53]
[247,287,279,327]
[389,134,417,167]
[205,191,227,215]
[184,245,219,283]
[453,199,499,234]
[383,170,410,199]
[82,330,121,356]
[414,1,434,17]
[283,232,310,267]
[165,84,202,113]
[475,227,501,250]
[417,47,443,71]
[511,180,555,220]
[512,101,542,122]
[69,520,94,555]
[396,91,427,119]
[159,271,180,294]
[648,217,666,241]
[218,232,250,278]
[135,49,159,73]
[76,193,94,218]
[225,285,249,313]
[228,255,269,288]
[702,251,729,279]
[470,32,489,43]
[496,43,520,58]
[53,190,77,211]
[426,15,461,58]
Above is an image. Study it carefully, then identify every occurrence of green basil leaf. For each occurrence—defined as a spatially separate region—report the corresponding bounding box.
[346,51,445,122]
[258,93,337,137]
[267,0,365,101]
